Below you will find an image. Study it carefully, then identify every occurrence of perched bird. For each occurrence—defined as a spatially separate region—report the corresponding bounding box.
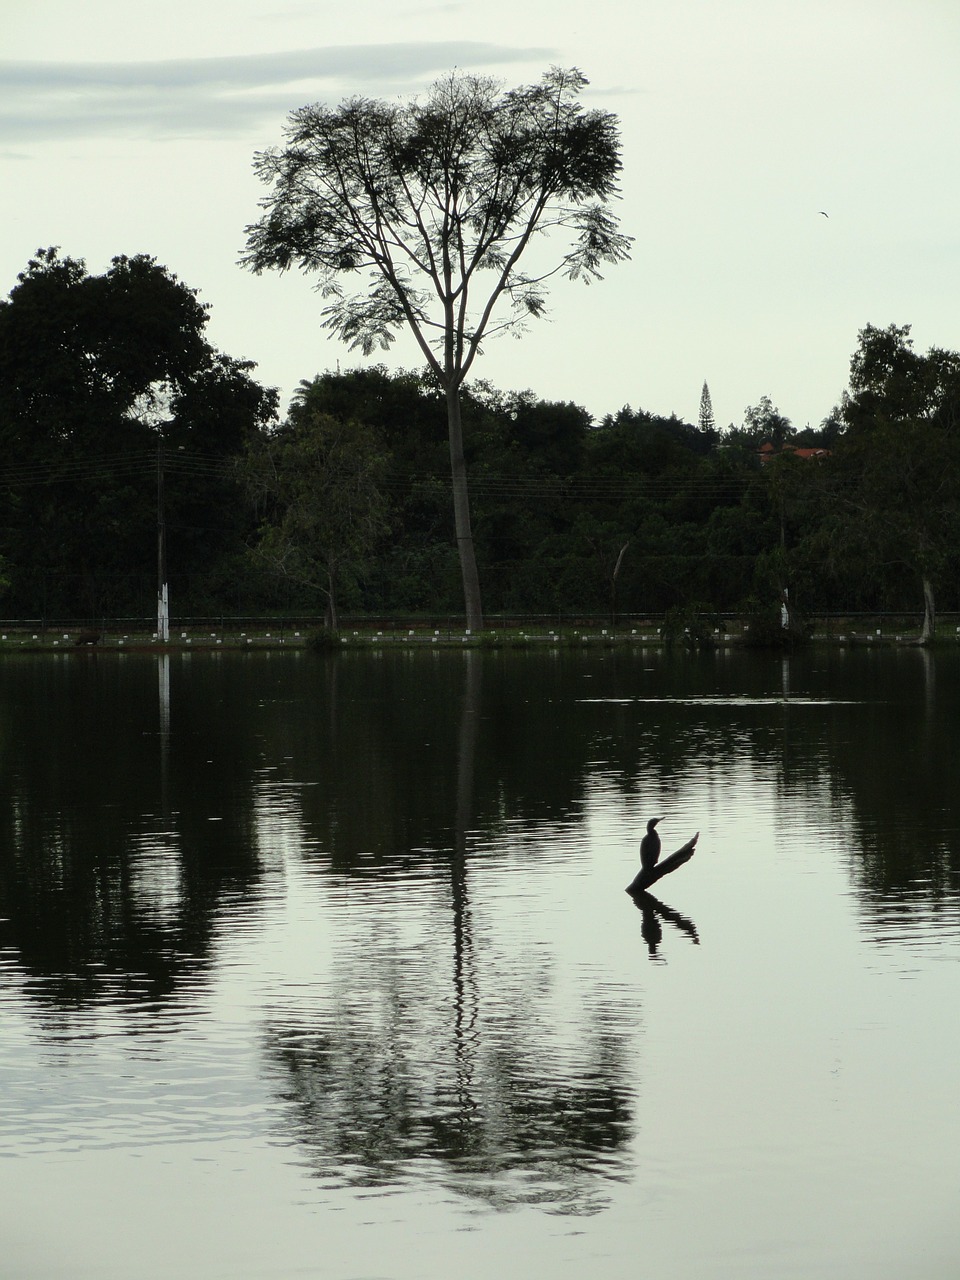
[640,818,661,871]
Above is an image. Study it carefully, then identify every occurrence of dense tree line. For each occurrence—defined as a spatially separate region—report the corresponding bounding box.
[2,249,959,630]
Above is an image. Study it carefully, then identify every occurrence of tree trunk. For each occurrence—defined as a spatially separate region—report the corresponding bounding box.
[611,540,630,625]
[325,559,339,631]
[920,576,935,644]
[446,384,483,631]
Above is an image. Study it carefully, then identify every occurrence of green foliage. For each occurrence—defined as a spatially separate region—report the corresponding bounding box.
[307,627,342,651]
[661,602,718,648]
[806,324,960,637]
[739,597,809,648]
[0,248,277,616]
[239,391,390,628]
[698,382,716,435]
[6,266,960,631]
[742,394,794,448]
[243,68,630,371]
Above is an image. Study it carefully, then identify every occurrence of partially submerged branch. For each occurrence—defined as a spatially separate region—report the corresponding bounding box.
[625,831,699,895]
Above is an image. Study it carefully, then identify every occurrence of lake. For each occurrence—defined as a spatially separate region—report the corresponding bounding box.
[1,645,959,1279]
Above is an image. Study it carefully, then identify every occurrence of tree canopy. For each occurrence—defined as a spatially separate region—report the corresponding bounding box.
[828,324,960,637]
[240,379,390,629]
[0,248,277,616]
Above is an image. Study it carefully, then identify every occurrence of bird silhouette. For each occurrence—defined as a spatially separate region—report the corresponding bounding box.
[640,817,661,871]
[819,210,829,217]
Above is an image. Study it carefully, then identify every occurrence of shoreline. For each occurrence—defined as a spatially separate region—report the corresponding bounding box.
[0,625,951,653]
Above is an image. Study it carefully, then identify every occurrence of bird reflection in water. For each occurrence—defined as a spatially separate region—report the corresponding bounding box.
[630,890,700,961]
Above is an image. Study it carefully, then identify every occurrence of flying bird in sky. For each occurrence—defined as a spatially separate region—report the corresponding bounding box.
[819,211,829,217]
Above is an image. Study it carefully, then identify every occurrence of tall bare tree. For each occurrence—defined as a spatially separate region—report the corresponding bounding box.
[242,67,631,628]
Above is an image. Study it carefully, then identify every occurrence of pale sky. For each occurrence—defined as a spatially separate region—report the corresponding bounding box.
[3,0,959,430]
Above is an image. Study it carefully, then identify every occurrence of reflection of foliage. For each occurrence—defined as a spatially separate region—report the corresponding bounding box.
[262,646,634,1214]
[746,647,960,944]
[808,651,960,907]
[267,993,632,1214]
[5,646,954,1017]
[0,657,264,1012]
[2,636,958,1156]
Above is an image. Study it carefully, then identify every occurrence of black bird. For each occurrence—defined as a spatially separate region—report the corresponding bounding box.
[640,818,661,871]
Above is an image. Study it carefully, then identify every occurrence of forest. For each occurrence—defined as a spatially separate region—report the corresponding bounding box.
[1,246,960,636]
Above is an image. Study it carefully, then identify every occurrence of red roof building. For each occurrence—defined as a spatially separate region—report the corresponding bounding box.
[758,442,830,464]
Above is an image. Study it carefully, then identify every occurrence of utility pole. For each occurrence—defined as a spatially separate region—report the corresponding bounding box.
[157,430,169,642]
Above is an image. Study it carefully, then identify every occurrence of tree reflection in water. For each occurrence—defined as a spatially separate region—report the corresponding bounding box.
[3,645,960,1211]
[0,655,265,1014]
[265,650,634,1213]
[267,1001,632,1213]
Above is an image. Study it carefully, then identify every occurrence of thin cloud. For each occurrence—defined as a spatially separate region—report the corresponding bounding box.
[0,42,554,142]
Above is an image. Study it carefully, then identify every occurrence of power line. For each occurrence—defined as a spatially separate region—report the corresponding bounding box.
[0,448,758,502]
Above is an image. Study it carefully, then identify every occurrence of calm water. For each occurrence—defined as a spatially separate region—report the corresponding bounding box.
[1,646,959,1279]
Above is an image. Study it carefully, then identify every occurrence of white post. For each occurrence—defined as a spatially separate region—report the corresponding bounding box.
[157,431,169,642]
